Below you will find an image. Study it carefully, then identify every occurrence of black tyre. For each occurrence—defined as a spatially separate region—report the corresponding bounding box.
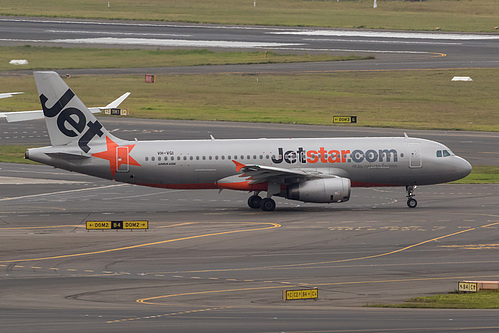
[407,198,418,208]
[248,195,262,209]
[260,198,276,211]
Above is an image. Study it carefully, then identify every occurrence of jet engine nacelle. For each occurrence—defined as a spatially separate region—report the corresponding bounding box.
[286,177,351,203]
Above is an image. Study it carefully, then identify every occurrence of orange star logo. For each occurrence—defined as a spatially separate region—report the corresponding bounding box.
[92,136,141,177]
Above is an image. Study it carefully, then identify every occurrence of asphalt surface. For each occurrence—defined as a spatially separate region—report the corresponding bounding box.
[0,120,498,332]
[0,161,498,332]
[1,16,498,76]
[1,16,499,333]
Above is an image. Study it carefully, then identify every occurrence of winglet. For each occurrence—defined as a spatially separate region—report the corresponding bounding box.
[232,160,246,172]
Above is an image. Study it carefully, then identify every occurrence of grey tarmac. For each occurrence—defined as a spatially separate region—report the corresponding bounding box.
[0,161,498,332]
[0,17,498,333]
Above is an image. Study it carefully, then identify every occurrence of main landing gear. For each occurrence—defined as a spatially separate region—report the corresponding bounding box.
[406,185,417,208]
[248,192,276,211]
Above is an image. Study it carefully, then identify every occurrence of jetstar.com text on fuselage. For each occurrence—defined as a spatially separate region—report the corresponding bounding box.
[271,147,398,164]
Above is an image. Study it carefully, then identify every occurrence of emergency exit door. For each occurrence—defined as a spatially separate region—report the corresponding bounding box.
[116,146,129,173]
[408,143,422,168]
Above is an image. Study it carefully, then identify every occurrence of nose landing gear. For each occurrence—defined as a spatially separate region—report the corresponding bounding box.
[406,185,418,208]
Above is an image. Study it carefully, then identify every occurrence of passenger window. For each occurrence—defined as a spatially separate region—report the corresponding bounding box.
[152,157,155,161]
[228,155,231,160]
[145,157,149,161]
[190,156,193,160]
[436,150,442,157]
[158,156,161,161]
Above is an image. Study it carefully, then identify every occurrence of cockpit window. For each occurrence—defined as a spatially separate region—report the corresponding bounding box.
[437,149,454,157]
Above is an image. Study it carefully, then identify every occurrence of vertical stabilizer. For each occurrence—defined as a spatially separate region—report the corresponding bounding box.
[34,71,117,152]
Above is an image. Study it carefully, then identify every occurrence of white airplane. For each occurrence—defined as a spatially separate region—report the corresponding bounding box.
[0,92,23,99]
[0,90,130,123]
[10,71,473,211]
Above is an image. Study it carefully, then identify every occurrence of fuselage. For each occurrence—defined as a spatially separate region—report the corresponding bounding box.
[27,136,472,190]
[22,71,473,211]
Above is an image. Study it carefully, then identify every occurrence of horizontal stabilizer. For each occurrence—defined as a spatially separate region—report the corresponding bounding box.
[45,152,91,160]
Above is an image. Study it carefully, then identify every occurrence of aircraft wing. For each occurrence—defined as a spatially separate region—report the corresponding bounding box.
[102,92,130,109]
[233,161,337,184]
[0,92,130,122]
[0,92,23,99]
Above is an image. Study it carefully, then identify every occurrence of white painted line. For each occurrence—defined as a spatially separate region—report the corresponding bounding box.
[0,37,302,49]
[304,38,461,46]
[0,176,87,185]
[0,17,292,31]
[46,30,191,38]
[0,184,128,202]
[50,37,304,48]
[273,46,432,55]
[269,30,499,40]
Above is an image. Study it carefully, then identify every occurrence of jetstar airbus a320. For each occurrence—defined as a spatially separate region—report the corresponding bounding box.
[2,71,472,211]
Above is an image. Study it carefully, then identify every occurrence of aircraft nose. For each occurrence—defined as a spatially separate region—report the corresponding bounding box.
[453,156,472,179]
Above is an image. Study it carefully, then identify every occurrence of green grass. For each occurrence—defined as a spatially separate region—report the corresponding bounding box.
[0,46,370,71]
[371,290,499,309]
[1,0,498,32]
[2,70,497,132]
[452,166,499,184]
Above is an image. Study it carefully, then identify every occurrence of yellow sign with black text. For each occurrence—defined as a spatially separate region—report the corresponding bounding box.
[283,288,318,301]
[86,220,149,230]
[333,116,357,124]
[458,282,478,292]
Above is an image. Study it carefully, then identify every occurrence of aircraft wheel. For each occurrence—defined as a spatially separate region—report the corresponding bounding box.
[407,198,418,208]
[260,198,276,211]
[248,195,262,209]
